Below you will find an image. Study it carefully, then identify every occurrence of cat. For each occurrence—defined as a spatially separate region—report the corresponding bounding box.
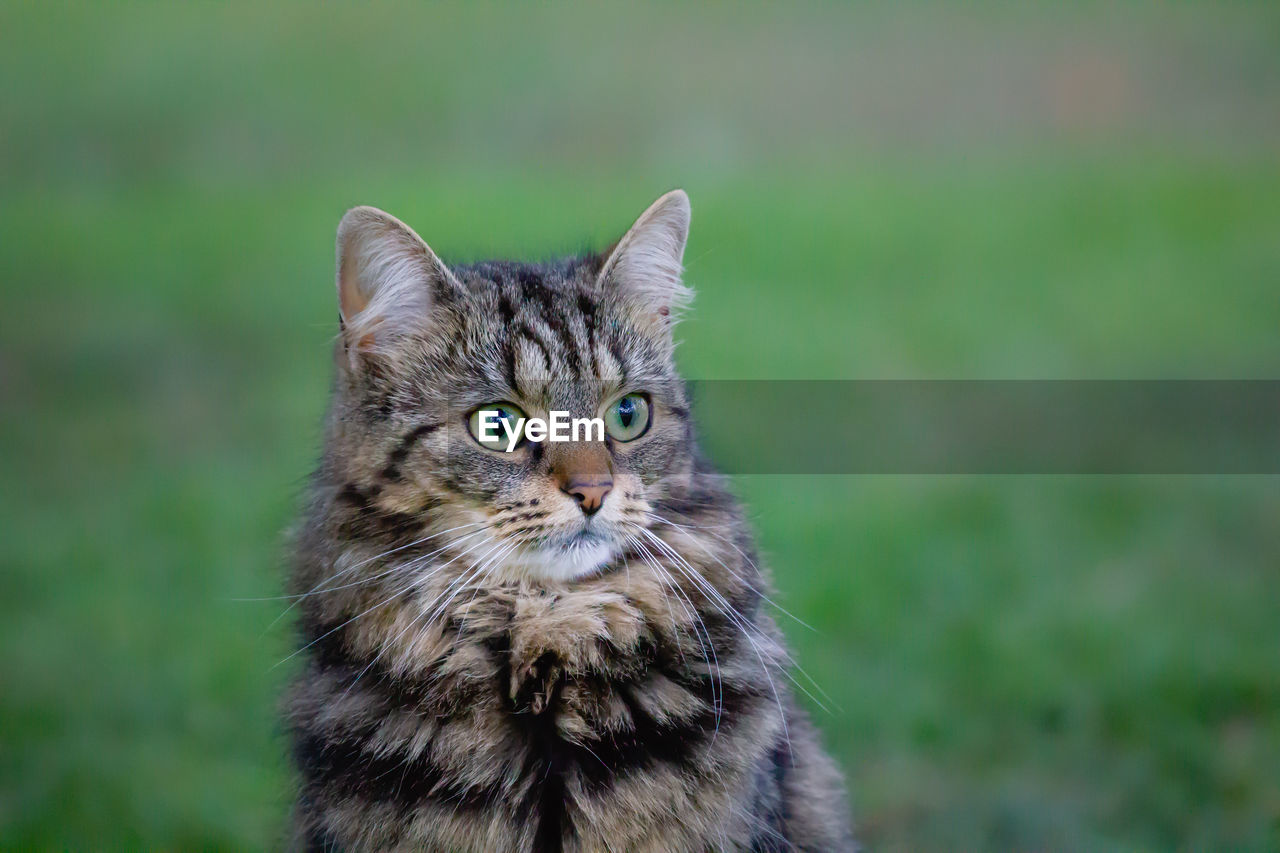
[287,190,853,851]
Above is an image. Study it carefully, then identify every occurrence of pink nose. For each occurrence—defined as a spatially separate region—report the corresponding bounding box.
[562,480,612,515]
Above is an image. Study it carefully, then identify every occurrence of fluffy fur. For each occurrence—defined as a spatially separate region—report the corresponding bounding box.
[286,191,853,851]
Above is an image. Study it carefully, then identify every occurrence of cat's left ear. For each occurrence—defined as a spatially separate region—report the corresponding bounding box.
[596,189,692,332]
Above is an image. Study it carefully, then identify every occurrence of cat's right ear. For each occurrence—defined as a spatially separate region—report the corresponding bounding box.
[335,205,460,368]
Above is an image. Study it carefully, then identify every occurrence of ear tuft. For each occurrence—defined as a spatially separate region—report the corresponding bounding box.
[335,206,457,360]
[597,190,692,329]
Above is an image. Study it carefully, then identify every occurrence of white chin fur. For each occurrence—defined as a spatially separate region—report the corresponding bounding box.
[502,538,618,582]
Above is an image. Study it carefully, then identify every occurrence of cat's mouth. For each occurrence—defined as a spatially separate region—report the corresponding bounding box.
[503,524,622,582]
[566,526,607,547]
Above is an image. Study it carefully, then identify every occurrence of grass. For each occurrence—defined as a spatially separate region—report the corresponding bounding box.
[2,2,1279,849]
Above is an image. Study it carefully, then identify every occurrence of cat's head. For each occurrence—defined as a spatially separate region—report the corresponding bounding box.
[324,191,696,582]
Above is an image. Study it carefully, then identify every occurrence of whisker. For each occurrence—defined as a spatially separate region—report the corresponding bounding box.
[628,533,723,733]
[636,526,797,752]
[267,520,488,604]
[653,533,832,717]
[419,537,514,630]
[645,513,817,633]
[304,527,489,600]
[341,537,511,698]
[251,521,487,637]
[272,533,493,671]
[623,535,682,650]
[452,540,520,638]
[645,514,839,710]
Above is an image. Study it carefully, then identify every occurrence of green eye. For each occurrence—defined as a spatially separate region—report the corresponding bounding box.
[605,393,651,442]
[468,403,527,450]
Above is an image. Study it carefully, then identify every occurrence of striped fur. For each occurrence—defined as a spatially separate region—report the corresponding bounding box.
[287,193,853,851]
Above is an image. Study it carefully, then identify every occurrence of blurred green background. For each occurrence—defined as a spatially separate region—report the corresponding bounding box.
[2,2,1278,849]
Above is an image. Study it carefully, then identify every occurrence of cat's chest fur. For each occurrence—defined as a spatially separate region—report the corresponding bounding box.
[293,566,781,852]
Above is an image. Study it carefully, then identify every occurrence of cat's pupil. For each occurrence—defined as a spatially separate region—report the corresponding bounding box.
[618,398,634,427]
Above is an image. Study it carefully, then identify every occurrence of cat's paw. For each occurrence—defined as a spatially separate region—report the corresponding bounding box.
[509,650,562,714]
[509,588,644,676]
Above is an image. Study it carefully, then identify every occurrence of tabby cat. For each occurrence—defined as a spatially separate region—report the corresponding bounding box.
[287,190,853,851]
